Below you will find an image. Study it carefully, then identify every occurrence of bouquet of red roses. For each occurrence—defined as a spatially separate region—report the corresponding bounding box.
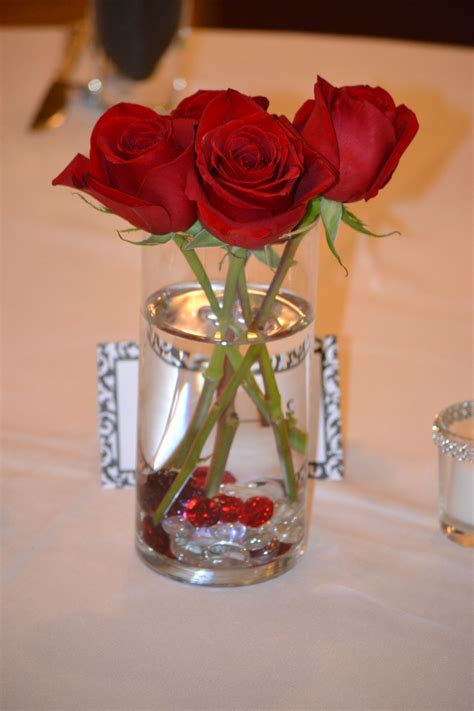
[54,78,418,579]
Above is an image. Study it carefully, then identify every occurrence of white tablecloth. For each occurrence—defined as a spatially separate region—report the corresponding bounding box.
[2,27,473,711]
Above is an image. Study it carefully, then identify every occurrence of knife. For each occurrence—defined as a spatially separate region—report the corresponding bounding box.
[30,17,91,130]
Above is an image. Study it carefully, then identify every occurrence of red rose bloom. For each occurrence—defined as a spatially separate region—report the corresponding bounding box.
[294,76,419,203]
[186,89,337,248]
[52,102,197,234]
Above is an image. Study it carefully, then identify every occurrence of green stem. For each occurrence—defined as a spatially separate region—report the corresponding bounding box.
[173,234,222,316]
[153,344,263,525]
[205,412,239,497]
[258,347,298,502]
[237,264,300,494]
[204,356,239,497]
[221,254,272,423]
[227,347,271,425]
[161,347,225,470]
[252,209,320,330]
[237,263,253,324]
[252,232,305,330]
[163,245,269,470]
[219,249,245,339]
[175,239,268,418]
[202,251,245,492]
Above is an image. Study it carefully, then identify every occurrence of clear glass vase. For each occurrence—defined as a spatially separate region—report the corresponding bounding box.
[135,223,319,585]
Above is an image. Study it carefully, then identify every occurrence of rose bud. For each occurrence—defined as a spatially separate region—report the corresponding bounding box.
[294,76,419,203]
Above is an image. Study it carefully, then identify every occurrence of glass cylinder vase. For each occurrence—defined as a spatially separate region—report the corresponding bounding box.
[135,223,320,585]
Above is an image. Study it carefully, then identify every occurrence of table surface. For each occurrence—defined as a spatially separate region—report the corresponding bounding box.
[2,26,473,711]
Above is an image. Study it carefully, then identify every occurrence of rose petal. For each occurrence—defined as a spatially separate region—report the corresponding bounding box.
[293,77,340,170]
[197,89,268,146]
[365,103,419,199]
[52,153,174,234]
[187,169,306,248]
[89,103,160,181]
[138,144,197,231]
[323,88,396,202]
[172,89,270,121]
[346,84,397,116]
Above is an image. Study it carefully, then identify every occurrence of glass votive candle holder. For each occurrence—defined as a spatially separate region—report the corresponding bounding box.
[432,400,474,547]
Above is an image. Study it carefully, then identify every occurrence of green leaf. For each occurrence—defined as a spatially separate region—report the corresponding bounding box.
[252,244,282,270]
[118,230,175,246]
[183,229,227,250]
[320,197,348,275]
[288,423,308,454]
[73,193,112,213]
[342,207,399,238]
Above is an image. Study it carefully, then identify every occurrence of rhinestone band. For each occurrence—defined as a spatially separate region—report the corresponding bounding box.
[432,400,474,463]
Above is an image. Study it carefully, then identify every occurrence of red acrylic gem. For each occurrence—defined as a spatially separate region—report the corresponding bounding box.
[277,542,293,556]
[239,496,274,528]
[192,466,236,489]
[138,469,204,517]
[213,494,243,523]
[142,516,170,555]
[184,496,220,527]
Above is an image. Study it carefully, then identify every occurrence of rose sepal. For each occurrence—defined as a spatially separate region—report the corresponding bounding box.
[118,231,175,246]
[73,193,112,213]
[320,197,347,275]
[182,227,228,251]
[341,207,400,238]
[252,245,282,271]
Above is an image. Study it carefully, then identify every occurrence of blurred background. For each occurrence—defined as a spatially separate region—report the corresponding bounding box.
[1,0,473,46]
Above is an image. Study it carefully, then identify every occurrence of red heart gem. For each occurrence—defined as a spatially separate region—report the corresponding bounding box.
[184,496,220,527]
[142,516,170,555]
[239,496,274,527]
[213,494,243,523]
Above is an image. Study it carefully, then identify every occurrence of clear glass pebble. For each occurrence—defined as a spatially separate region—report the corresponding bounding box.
[273,521,304,544]
[203,542,250,566]
[243,524,274,551]
[189,526,215,547]
[211,522,247,543]
[170,537,205,566]
[273,501,303,524]
[161,515,193,537]
[250,539,280,564]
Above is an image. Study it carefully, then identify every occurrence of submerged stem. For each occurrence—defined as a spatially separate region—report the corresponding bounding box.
[204,357,239,497]
[162,245,269,471]
[161,347,225,470]
[258,347,298,502]
[153,344,263,525]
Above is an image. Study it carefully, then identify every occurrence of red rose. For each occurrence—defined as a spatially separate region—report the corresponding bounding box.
[172,89,270,121]
[186,89,337,249]
[294,76,419,203]
[52,102,197,234]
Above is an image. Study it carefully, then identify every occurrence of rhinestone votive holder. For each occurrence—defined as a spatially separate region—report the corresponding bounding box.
[432,400,474,547]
